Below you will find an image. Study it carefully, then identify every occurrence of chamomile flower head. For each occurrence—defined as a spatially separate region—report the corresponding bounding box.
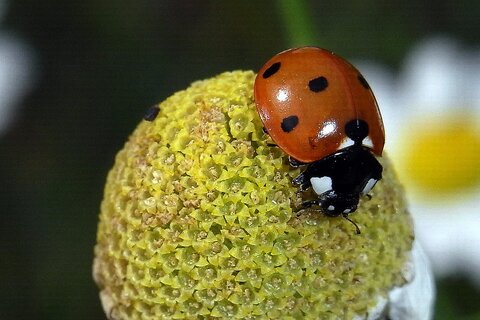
[93,70,424,319]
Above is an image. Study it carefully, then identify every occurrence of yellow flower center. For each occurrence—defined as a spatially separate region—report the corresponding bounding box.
[398,114,480,199]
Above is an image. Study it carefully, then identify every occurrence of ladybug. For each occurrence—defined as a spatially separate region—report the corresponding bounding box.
[254,47,384,228]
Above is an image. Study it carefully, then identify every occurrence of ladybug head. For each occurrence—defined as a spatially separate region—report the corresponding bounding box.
[320,190,359,217]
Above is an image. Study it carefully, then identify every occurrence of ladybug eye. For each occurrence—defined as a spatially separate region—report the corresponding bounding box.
[308,76,328,92]
[262,62,281,78]
[357,75,370,89]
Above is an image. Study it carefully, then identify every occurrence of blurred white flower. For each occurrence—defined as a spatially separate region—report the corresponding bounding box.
[0,0,35,135]
[356,37,480,286]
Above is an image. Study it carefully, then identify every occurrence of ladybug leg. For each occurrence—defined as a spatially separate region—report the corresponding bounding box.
[289,157,307,168]
[292,171,311,190]
[261,127,278,147]
[301,199,320,208]
[293,174,312,198]
[298,181,311,192]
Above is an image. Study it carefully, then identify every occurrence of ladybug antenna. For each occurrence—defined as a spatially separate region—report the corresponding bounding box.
[343,214,361,235]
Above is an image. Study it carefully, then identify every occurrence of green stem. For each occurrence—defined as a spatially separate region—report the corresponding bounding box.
[277,0,317,47]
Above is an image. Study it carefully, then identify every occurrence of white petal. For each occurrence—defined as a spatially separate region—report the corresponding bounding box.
[366,296,388,320]
[388,241,435,320]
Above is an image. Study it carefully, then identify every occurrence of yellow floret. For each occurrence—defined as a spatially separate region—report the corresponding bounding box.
[93,71,413,319]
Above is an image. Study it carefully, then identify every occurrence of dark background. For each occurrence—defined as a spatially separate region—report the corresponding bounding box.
[1,1,479,319]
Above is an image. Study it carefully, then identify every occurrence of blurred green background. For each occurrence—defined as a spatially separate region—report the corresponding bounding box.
[1,1,479,319]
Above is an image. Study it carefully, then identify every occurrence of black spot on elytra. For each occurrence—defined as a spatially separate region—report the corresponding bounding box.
[143,105,160,121]
[263,62,281,78]
[308,76,328,92]
[358,75,370,89]
[345,119,369,143]
[281,115,299,132]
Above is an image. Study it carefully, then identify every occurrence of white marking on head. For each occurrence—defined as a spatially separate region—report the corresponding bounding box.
[310,176,332,195]
[339,137,355,149]
[343,209,351,214]
[362,178,377,195]
[327,205,335,211]
[362,136,374,148]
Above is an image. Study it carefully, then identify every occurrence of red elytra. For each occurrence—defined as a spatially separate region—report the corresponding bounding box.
[254,47,385,163]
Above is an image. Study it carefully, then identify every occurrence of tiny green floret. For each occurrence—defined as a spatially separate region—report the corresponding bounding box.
[93,71,413,319]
